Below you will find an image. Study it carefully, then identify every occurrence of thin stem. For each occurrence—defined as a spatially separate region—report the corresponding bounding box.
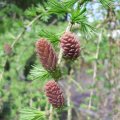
[11,14,41,48]
[65,22,73,120]
[45,99,49,118]
[49,105,53,120]
[71,78,83,92]
[58,22,73,65]
[67,85,72,120]
[67,68,74,120]
[11,30,25,48]
[27,14,41,27]
[66,22,73,32]
[88,32,102,110]
[58,48,63,65]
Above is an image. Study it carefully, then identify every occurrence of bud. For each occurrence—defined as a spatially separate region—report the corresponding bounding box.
[60,32,80,59]
[4,43,12,55]
[45,80,64,108]
[36,39,58,71]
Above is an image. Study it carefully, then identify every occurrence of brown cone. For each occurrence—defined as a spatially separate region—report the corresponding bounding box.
[45,80,64,108]
[36,39,58,71]
[60,32,80,59]
[4,43,12,55]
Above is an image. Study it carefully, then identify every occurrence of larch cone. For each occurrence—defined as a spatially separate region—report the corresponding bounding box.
[45,80,64,108]
[60,32,80,59]
[36,39,58,71]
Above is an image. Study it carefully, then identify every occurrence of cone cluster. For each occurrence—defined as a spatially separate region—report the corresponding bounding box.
[45,80,64,108]
[36,39,58,71]
[60,32,80,59]
[35,31,80,108]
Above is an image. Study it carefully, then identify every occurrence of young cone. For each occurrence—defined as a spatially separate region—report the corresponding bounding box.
[45,80,64,108]
[4,43,12,55]
[36,39,58,71]
[60,32,80,59]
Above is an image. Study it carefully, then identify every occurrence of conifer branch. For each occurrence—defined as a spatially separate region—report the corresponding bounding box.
[0,14,41,82]
[11,14,41,48]
[29,65,51,81]
[17,0,113,120]
[20,108,46,120]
